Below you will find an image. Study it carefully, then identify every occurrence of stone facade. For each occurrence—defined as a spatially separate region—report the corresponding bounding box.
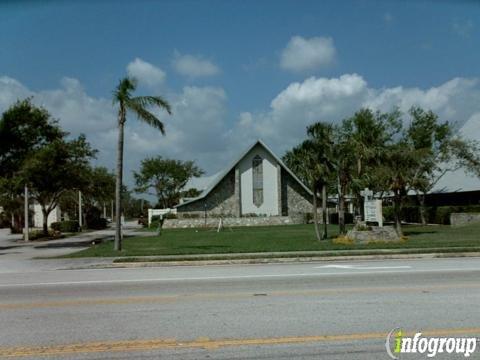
[177,169,239,218]
[450,212,480,226]
[346,225,400,243]
[164,216,298,229]
[176,140,314,223]
[281,169,313,216]
[177,167,313,220]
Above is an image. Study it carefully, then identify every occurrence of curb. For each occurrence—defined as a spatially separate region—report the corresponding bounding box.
[71,251,480,269]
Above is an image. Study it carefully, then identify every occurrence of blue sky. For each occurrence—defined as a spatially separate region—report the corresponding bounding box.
[1,0,479,192]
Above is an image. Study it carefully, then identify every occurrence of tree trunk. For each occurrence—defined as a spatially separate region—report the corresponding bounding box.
[356,158,364,220]
[356,192,364,221]
[417,192,427,226]
[114,108,125,251]
[393,192,403,237]
[321,184,328,240]
[312,185,321,241]
[41,206,50,236]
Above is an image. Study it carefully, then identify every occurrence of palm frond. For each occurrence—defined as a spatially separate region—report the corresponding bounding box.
[133,96,172,115]
[113,77,137,104]
[125,99,166,134]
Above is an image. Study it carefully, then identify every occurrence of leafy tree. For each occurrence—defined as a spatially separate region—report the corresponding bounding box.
[181,187,202,199]
[112,77,171,251]
[283,141,322,240]
[19,136,96,235]
[0,98,64,177]
[284,122,335,241]
[332,123,356,234]
[121,190,151,219]
[0,99,64,232]
[342,108,402,217]
[58,166,116,224]
[134,156,204,209]
[306,122,336,239]
[373,107,480,234]
[375,142,419,236]
[407,107,480,224]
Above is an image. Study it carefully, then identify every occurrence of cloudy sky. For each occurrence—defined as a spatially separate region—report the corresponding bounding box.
[1,0,479,193]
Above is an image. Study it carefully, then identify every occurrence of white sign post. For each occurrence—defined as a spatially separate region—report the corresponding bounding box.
[364,199,383,227]
[361,188,383,227]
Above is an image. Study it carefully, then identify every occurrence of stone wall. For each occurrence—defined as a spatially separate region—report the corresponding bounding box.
[163,216,300,229]
[176,169,239,218]
[177,167,313,219]
[281,169,313,216]
[450,213,480,226]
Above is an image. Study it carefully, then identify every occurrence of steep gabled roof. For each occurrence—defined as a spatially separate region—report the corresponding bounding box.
[176,139,312,208]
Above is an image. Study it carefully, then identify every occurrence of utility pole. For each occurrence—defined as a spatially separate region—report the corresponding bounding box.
[78,191,83,228]
[103,202,107,219]
[24,184,29,242]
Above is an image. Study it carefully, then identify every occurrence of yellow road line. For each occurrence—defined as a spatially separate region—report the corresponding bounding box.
[1,282,479,310]
[1,328,479,357]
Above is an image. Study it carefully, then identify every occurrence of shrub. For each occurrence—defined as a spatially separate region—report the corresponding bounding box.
[149,215,161,229]
[382,206,395,222]
[333,236,354,246]
[302,212,313,224]
[50,220,80,233]
[0,213,11,228]
[328,212,354,224]
[29,229,64,240]
[85,207,108,230]
[382,204,480,225]
[355,224,372,231]
[87,217,108,230]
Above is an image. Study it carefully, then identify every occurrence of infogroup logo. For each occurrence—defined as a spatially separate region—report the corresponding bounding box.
[385,328,478,359]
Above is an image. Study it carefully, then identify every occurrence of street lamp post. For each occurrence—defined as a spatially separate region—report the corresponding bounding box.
[78,191,83,229]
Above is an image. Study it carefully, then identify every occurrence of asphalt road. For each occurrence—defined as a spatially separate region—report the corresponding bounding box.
[1,258,480,359]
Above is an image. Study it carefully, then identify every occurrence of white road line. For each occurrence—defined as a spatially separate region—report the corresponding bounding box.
[314,265,412,270]
[0,266,479,287]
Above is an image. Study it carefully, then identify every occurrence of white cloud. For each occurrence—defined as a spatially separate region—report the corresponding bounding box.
[172,52,220,78]
[2,71,480,193]
[231,74,480,191]
[126,58,166,88]
[452,19,474,38]
[280,36,336,73]
[0,76,230,191]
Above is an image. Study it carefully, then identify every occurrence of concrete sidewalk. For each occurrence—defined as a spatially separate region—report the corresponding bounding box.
[0,222,150,273]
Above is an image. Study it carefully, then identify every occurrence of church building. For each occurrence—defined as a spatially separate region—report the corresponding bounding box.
[175,140,313,218]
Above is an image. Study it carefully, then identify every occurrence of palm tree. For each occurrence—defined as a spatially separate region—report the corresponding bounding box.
[283,123,335,241]
[307,122,336,240]
[283,141,322,241]
[112,77,171,251]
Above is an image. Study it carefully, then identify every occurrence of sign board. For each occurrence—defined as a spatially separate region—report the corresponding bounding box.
[364,199,383,227]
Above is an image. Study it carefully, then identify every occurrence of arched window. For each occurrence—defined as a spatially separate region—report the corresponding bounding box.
[252,155,263,207]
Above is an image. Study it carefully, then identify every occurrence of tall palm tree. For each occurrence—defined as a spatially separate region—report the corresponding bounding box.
[112,77,171,251]
[283,122,335,241]
[283,141,322,241]
[307,122,336,240]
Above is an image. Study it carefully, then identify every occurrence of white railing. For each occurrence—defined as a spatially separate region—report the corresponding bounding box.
[147,208,177,226]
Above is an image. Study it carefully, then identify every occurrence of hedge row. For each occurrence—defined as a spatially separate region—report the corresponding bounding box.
[51,220,80,233]
[383,205,480,225]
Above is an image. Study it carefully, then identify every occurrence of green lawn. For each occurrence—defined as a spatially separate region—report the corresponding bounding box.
[65,222,480,258]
